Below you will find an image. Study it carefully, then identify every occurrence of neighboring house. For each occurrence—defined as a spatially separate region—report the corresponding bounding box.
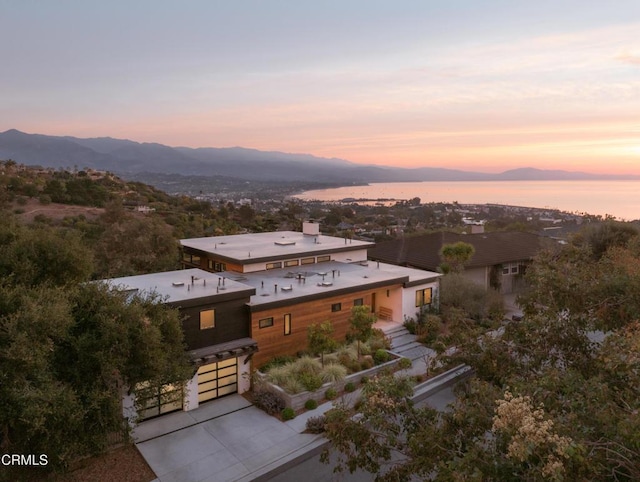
[368,231,549,294]
[103,222,440,421]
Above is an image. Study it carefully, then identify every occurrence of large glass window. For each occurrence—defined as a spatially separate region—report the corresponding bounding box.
[301,257,315,265]
[317,255,330,263]
[266,262,282,270]
[200,309,215,329]
[415,288,433,307]
[284,260,299,267]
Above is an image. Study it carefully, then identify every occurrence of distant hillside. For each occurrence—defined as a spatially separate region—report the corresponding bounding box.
[2,129,638,183]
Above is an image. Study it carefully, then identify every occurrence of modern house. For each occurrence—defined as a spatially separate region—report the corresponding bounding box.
[106,222,440,420]
[368,231,548,294]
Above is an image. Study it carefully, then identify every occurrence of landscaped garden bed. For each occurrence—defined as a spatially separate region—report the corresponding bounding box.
[255,346,402,411]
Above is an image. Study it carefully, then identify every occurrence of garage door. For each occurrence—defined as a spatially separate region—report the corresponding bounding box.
[137,382,184,421]
[197,357,238,403]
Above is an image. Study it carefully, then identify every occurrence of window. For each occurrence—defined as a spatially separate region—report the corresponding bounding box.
[183,253,201,265]
[331,303,342,312]
[284,313,291,336]
[200,309,215,330]
[301,257,315,265]
[415,288,433,307]
[502,263,519,275]
[259,317,274,328]
[353,298,364,306]
[207,259,214,270]
[210,261,226,272]
[317,255,330,263]
[266,262,282,270]
[284,260,299,267]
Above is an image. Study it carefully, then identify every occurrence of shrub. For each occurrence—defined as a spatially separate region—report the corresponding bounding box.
[485,288,505,321]
[398,357,412,370]
[305,415,326,434]
[299,372,323,392]
[16,196,28,206]
[292,356,323,376]
[360,356,374,370]
[324,353,339,365]
[39,194,52,205]
[337,344,358,362]
[417,315,441,345]
[260,355,296,373]
[304,399,318,410]
[374,349,390,365]
[344,382,356,393]
[321,364,347,384]
[281,377,305,395]
[325,387,337,400]
[281,407,295,421]
[360,375,369,385]
[253,390,286,415]
[369,329,391,351]
[440,273,489,320]
[266,365,294,387]
[359,342,372,356]
[403,317,417,334]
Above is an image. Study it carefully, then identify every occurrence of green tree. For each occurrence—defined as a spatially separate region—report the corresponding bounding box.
[0,217,93,287]
[93,212,179,277]
[323,234,640,480]
[348,305,376,357]
[307,321,336,366]
[572,220,638,260]
[439,241,475,273]
[0,214,191,475]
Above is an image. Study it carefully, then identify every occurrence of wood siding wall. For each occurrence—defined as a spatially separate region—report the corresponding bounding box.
[250,286,398,367]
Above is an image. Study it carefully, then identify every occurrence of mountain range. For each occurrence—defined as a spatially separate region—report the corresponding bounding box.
[1,129,637,183]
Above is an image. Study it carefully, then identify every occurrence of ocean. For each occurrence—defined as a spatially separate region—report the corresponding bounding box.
[293,181,640,221]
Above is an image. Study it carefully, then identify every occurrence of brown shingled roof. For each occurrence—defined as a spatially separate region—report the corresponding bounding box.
[368,231,548,271]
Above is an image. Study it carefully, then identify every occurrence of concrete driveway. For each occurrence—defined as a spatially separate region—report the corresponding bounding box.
[134,395,323,482]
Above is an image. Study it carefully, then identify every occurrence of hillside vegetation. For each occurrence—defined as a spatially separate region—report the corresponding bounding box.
[0,160,244,278]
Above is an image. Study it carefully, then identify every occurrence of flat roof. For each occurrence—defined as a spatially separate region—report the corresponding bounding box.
[219,261,440,311]
[181,231,373,263]
[101,268,255,303]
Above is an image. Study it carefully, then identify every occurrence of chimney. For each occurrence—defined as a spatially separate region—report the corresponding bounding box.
[303,221,320,236]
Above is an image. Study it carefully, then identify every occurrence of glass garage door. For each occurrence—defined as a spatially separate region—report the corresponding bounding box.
[137,382,184,420]
[197,358,238,403]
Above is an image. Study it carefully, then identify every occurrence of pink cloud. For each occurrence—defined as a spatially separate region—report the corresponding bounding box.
[616,53,640,66]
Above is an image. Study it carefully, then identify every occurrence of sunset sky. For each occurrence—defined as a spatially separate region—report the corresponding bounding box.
[2,1,640,174]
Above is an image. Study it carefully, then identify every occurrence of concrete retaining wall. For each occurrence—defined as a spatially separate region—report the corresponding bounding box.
[257,354,401,411]
[411,364,474,404]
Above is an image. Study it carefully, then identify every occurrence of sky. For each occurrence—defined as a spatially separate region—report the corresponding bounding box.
[2,1,640,174]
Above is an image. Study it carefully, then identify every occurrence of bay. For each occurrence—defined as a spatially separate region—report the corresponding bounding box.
[293,181,640,221]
